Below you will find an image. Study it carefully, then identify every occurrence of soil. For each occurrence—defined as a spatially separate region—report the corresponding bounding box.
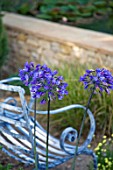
[0,149,92,170]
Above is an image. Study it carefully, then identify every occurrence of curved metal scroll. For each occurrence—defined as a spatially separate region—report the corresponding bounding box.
[59,105,95,155]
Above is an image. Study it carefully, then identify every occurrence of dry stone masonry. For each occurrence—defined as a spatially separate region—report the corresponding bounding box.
[2,12,113,76]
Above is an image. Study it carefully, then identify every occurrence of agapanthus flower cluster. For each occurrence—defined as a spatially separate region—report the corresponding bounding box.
[19,62,68,104]
[80,68,113,94]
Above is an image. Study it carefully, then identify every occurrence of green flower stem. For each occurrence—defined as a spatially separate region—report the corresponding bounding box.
[71,86,95,170]
[46,95,50,170]
[34,98,38,170]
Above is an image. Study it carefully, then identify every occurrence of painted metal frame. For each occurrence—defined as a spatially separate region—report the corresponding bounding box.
[0,77,97,169]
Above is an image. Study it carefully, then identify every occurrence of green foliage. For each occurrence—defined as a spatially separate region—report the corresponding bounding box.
[0,164,12,170]
[0,0,38,14]
[78,14,113,34]
[89,135,113,170]
[0,15,8,68]
[18,168,24,170]
[36,63,113,135]
[77,0,91,5]
[93,1,107,8]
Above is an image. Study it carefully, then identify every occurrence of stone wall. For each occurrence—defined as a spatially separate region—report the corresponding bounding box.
[2,13,113,76]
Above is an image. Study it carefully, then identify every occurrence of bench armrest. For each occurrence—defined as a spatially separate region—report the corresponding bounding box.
[28,104,90,115]
[0,77,21,84]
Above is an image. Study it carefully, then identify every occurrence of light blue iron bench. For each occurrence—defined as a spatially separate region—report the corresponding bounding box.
[0,77,97,169]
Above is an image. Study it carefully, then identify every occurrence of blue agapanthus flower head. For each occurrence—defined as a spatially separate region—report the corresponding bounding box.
[19,62,68,104]
[19,62,34,86]
[80,68,113,94]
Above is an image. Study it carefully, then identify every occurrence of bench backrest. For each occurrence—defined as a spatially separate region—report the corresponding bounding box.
[0,83,27,119]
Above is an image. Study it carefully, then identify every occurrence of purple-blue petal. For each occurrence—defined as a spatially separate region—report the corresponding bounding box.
[80,68,113,94]
[40,99,46,104]
[19,62,68,100]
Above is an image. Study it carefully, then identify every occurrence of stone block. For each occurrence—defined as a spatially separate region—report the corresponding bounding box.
[26,38,38,47]
[51,42,60,52]
[17,33,27,41]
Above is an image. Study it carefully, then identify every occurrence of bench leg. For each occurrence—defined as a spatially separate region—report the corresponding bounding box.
[91,152,98,170]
